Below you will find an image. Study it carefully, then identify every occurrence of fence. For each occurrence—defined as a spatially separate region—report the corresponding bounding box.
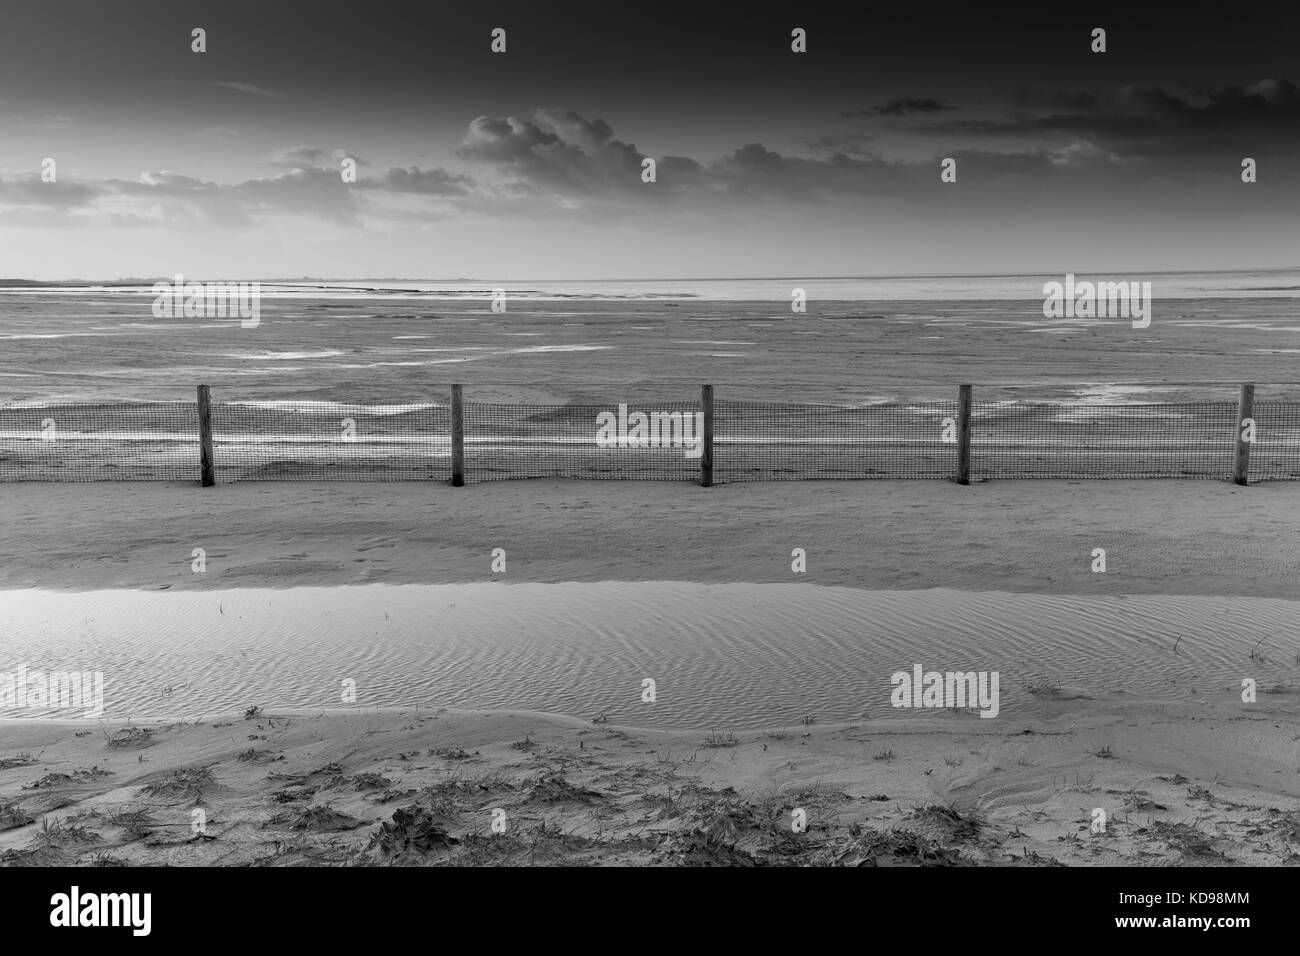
[1,383,1297,485]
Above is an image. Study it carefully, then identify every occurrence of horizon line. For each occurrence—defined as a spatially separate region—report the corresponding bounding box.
[4,266,1299,286]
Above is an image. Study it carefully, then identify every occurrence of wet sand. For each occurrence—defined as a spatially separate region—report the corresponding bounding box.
[1,479,1297,598]
[5,295,1300,405]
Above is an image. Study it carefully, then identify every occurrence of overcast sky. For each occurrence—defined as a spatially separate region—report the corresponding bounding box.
[1,0,1298,279]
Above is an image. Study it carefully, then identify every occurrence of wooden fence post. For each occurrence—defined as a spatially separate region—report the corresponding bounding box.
[700,384,714,487]
[451,384,465,487]
[957,384,972,485]
[196,383,215,487]
[1233,383,1255,486]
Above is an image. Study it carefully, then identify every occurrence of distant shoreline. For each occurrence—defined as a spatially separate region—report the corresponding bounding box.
[5,265,1300,287]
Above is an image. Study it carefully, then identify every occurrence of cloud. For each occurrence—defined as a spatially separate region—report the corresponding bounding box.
[1012,89,1104,112]
[359,167,474,196]
[5,83,1297,235]
[88,167,359,228]
[803,131,876,158]
[213,81,278,97]
[0,174,98,209]
[270,146,366,168]
[454,112,953,204]
[449,109,1140,208]
[843,97,954,117]
[235,166,358,223]
[898,78,1300,165]
[1048,140,1128,167]
[1239,77,1300,106]
[135,170,211,191]
[0,146,478,230]
[457,110,645,195]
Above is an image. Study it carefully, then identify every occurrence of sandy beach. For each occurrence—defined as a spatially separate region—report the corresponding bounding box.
[1,479,1297,597]
[2,479,1299,865]
[2,697,1297,866]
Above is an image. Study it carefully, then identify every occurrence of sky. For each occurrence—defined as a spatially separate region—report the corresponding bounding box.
[1,0,1298,280]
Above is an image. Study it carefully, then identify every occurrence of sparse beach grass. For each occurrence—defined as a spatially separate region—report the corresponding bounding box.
[1,699,1297,867]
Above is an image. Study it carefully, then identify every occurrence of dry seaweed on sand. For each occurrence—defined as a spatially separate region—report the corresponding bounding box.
[0,753,37,770]
[522,772,605,805]
[29,815,102,850]
[103,726,155,749]
[658,825,759,867]
[271,785,319,804]
[1146,820,1226,861]
[0,804,36,832]
[368,806,459,857]
[142,765,217,799]
[908,804,983,842]
[823,823,970,867]
[236,748,285,764]
[106,807,154,840]
[340,772,393,791]
[266,805,365,833]
[22,767,112,790]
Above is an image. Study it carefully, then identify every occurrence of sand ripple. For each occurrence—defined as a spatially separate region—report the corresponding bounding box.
[1,583,1295,728]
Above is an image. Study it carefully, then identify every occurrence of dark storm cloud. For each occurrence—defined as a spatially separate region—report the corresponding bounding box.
[457,112,877,201]
[803,132,876,158]
[843,98,955,117]
[455,111,931,203]
[1,72,1294,234]
[0,110,928,228]
[453,113,1103,204]
[901,79,1300,163]
[1012,90,1106,112]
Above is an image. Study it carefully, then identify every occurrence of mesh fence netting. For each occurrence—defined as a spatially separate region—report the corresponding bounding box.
[1250,402,1300,480]
[212,401,450,481]
[972,402,1239,479]
[715,399,958,479]
[3,390,1298,483]
[465,401,702,481]
[0,401,197,481]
